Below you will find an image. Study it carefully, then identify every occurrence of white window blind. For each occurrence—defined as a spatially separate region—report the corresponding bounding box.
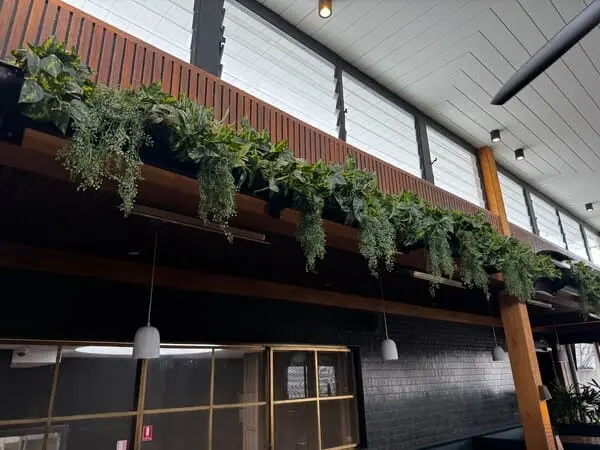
[62,0,193,62]
[427,127,484,206]
[498,173,531,232]
[584,227,600,264]
[342,74,421,177]
[531,195,565,248]
[559,213,588,259]
[221,1,337,136]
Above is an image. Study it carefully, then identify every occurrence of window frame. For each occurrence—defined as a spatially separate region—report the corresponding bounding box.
[0,340,362,450]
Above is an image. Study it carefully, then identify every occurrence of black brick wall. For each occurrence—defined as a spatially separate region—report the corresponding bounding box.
[0,270,520,450]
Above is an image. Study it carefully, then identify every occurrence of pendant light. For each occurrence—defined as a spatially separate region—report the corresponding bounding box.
[487,294,508,361]
[133,231,161,359]
[318,0,332,18]
[379,277,398,361]
[555,325,568,363]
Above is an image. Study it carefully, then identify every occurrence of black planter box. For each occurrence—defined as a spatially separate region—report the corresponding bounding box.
[0,60,24,145]
[556,423,600,436]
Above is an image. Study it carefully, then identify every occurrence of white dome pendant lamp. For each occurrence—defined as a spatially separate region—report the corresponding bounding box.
[487,294,508,362]
[133,230,161,359]
[379,277,398,361]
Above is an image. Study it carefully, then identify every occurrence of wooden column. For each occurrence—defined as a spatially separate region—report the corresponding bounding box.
[478,147,556,450]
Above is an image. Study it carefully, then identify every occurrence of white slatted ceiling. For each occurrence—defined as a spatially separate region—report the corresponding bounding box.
[498,173,531,232]
[559,212,587,259]
[343,73,421,177]
[61,0,193,61]
[221,0,337,137]
[584,227,600,265]
[531,195,565,248]
[427,127,483,207]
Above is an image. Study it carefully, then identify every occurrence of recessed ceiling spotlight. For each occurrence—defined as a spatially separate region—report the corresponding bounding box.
[490,129,501,143]
[318,0,332,18]
[514,148,525,161]
[586,203,594,212]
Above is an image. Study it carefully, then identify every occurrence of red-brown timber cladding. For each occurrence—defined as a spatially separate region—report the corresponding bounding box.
[0,0,503,231]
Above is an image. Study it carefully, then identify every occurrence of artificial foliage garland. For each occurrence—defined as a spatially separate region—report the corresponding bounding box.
[10,37,600,311]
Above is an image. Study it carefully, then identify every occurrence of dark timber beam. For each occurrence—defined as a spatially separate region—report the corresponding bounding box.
[0,243,500,327]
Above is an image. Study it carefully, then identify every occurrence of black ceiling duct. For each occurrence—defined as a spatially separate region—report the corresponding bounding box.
[491,0,600,105]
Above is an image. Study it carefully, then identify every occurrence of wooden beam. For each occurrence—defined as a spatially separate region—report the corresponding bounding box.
[478,146,511,235]
[0,243,499,327]
[478,146,557,450]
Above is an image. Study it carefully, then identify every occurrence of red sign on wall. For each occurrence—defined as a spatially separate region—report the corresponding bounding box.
[142,425,153,442]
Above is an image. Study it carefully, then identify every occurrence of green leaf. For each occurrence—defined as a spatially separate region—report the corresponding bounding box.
[268,178,279,193]
[64,80,83,95]
[40,54,64,77]
[19,79,45,103]
[25,48,40,74]
[53,110,70,135]
[68,99,90,125]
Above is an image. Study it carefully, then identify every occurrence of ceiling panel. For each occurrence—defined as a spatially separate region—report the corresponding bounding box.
[257,0,600,229]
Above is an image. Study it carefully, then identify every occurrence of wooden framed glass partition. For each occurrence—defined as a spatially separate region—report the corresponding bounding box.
[0,341,360,450]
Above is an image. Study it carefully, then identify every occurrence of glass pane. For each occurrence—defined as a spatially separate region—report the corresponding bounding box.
[0,346,56,420]
[574,343,600,388]
[585,227,600,264]
[222,0,337,136]
[274,402,318,450]
[273,351,316,400]
[320,399,359,449]
[50,417,134,450]
[212,406,266,450]
[61,0,193,62]
[0,424,59,450]
[54,346,137,416]
[498,173,532,232]
[141,411,208,450]
[145,349,213,409]
[560,213,588,259]
[427,127,484,207]
[343,73,421,177]
[531,195,565,248]
[318,352,355,397]
[214,348,265,405]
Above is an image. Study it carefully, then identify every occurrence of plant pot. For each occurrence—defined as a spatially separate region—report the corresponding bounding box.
[141,123,197,179]
[0,61,24,145]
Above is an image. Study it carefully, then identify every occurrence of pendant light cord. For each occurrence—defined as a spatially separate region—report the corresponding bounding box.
[486,294,499,346]
[147,230,158,326]
[379,277,390,340]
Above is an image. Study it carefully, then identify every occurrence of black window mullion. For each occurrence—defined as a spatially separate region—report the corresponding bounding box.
[415,116,434,183]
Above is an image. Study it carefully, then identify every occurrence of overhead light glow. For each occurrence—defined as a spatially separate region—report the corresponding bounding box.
[490,129,501,143]
[514,148,525,161]
[318,0,332,18]
[75,346,216,356]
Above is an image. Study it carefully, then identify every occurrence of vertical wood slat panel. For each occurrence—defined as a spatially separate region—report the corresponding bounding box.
[54,6,71,43]
[180,67,190,99]
[152,54,163,85]
[140,50,154,86]
[96,31,114,84]
[22,0,44,47]
[88,27,104,81]
[161,58,173,95]
[131,44,144,89]
[214,82,223,120]
[108,34,125,87]
[0,0,17,58]
[170,62,181,98]
[76,18,94,64]
[5,0,33,52]
[66,13,81,49]
[39,2,58,43]
[205,77,215,109]
[119,40,136,89]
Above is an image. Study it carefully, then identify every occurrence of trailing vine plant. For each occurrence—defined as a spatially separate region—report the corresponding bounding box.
[10,36,599,310]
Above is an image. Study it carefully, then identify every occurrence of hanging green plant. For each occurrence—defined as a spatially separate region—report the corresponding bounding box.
[571,262,600,314]
[12,36,94,134]
[57,84,170,215]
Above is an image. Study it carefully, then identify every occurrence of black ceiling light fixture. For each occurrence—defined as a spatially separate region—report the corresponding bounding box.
[492,0,600,105]
[318,0,332,18]
[490,129,501,143]
[586,202,594,212]
[514,148,525,161]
